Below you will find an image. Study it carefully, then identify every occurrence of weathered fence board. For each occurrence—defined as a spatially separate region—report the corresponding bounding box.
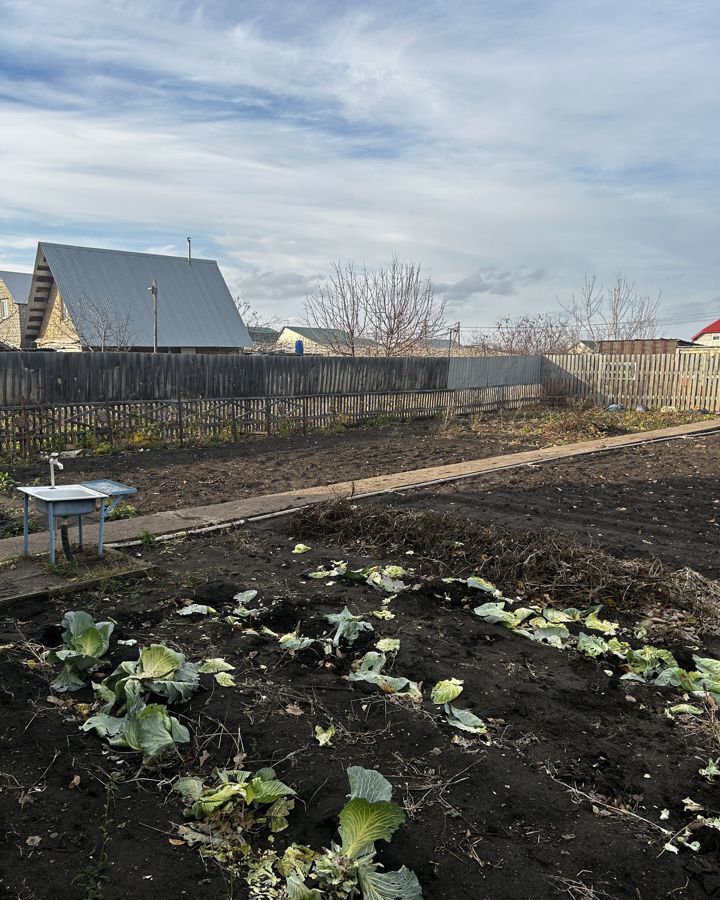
[0,351,554,406]
[0,384,544,456]
[0,352,457,405]
[542,351,720,410]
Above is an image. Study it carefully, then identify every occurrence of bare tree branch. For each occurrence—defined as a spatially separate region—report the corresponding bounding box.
[304,256,446,357]
[558,273,661,341]
[470,313,576,355]
[234,297,279,331]
[52,293,137,350]
[365,255,447,357]
[303,261,369,356]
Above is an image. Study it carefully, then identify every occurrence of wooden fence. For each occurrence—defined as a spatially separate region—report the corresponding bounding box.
[0,383,543,457]
[3,348,720,457]
[543,351,720,410]
[0,352,450,405]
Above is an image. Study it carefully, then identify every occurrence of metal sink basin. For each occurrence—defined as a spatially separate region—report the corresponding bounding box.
[18,484,108,517]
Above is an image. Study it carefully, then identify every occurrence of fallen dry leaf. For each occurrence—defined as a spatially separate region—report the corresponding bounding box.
[68,775,81,789]
[285,704,304,716]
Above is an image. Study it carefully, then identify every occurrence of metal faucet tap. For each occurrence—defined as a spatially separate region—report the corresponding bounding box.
[49,453,64,488]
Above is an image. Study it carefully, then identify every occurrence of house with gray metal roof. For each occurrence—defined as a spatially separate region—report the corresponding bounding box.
[24,242,252,353]
[276,325,378,356]
[0,269,32,348]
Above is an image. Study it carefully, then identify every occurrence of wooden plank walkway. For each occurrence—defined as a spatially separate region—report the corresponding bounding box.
[1,417,718,563]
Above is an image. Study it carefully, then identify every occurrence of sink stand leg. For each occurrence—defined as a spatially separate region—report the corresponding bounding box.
[48,503,55,566]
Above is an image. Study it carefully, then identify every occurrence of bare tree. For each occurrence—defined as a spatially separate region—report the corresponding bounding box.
[234,297,279,330]
[52,294,136,350]
[365,256,447,357]
[304,256,446,357]
[558,273,661,341]
[471,313,576,356]
[304,261,370,356]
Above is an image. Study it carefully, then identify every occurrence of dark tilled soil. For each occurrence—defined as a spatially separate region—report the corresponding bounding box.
[390,432,720,578]
[0,418,546,534]
[1,523,719,900]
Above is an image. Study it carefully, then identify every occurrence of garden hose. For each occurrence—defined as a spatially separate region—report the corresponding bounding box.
[60,522,75,563]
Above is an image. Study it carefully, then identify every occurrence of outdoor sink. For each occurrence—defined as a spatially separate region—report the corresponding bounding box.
[17,484,108,517]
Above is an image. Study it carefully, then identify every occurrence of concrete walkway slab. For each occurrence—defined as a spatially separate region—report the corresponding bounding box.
[1,418,718,563]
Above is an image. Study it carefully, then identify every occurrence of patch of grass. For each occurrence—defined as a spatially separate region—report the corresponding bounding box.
[106,502,138,521]
[138,528,156,550]
[511,401,713,444]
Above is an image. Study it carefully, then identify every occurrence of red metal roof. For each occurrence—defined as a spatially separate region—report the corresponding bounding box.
[691,318,720,341]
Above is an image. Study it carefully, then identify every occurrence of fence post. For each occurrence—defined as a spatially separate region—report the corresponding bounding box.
[302,396,308,435]
[265,397,272,435]
[106,403,114,447]
[177,398,184,446]
[230,401,238,442]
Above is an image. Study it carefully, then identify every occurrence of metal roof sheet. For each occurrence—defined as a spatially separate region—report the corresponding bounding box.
[40,243,251,348]
[0,270,32,304]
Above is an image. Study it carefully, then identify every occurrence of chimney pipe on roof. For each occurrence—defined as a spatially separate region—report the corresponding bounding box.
[187,237,192,266]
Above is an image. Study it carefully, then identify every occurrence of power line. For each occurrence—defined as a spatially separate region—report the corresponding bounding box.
[453,312,713,332]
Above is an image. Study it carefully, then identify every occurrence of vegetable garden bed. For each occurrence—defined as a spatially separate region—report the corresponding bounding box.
[2,500,720,899]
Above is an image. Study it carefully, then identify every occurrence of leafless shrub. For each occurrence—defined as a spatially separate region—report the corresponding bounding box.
[472,312,575,356]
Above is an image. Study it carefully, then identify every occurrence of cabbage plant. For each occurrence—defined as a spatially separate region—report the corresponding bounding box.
[83,681,189,760]
[95,643,200,710]
[326,607,374,647]
[45,611,115,692]
[279,766,423,900]
[173,767,296,849]
[347,652,421,699]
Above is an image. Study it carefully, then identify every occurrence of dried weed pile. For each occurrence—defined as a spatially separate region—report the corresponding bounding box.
[292,500,720,637]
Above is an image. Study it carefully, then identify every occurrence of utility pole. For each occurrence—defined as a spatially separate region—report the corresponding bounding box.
[447,322,461,358]
[148,280,158,353]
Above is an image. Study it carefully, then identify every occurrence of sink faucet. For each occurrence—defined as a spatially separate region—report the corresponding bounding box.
[49,453,64,488]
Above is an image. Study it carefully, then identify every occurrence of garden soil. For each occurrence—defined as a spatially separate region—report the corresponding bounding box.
[2,515,719,899]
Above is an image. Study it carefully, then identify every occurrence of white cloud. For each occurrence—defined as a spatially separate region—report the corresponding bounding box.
[0,0,719,336]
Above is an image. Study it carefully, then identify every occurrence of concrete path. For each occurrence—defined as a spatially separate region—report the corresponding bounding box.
[2,417,718,562]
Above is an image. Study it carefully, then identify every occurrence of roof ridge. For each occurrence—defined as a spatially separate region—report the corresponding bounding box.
[39,242,217,265]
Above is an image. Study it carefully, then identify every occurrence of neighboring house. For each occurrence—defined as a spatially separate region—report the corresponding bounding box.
[247,326,281,351]
[597,339,694,354]
[567,338,694,355]
[567,340,598,354]
[0,270,32,348]
[690,320,720,347]
[24,242,251,353]
[275,325,376,356]
[275,326,461,356]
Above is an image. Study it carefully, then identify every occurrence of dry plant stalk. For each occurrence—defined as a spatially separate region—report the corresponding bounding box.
[291,500,720,635]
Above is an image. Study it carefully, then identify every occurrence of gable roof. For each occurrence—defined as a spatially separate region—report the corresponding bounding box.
[692,319,720,341]
[282,325,349,343]
[248,326,281,342]
[0,270,32,304]
[33,243,251,348]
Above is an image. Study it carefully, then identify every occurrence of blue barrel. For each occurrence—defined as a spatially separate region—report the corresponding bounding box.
[294,339,304,355]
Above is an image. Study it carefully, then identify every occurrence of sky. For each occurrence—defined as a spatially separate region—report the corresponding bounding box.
[1,0,719,340]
